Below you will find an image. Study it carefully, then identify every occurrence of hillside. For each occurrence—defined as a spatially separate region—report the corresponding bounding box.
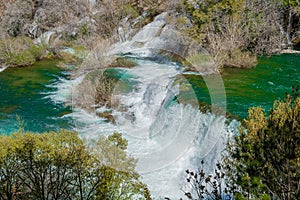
[0,0,300,68]
[0,0,14,18]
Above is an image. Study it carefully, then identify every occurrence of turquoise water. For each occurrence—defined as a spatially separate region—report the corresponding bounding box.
[185,54,300,118]
[0,54,299,134]
[0,60,73,134]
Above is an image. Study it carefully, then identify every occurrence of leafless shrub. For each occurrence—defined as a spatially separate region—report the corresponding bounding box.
[74,70,120,112]
[34,0,89,36]
[95,72,119,108]
[202,14,255,68]
[1,0,35,37]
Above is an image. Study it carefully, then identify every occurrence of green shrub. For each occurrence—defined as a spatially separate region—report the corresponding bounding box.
[124,4,140,19]
[0,130,149,199]
[8,50,35,66]
[226,95,300,199]
[0,36,48,67]
[81,23,88,36]
[29,44,47,60]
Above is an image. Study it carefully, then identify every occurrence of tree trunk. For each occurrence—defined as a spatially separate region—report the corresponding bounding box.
[78,173,83,200]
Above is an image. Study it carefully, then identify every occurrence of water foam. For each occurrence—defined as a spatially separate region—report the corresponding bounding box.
[0,65,8,73]
[47,12,234,198]
[47,55,233,198]
[44,75,85,104]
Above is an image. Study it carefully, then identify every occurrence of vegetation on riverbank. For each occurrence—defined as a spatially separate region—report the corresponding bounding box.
[181,0,300,68]
[182,92,300,199]
[225,93,300,199]
[0,130,151,199]
[74,68,122,113]
[0,36,48,67]
[0,0,300,69]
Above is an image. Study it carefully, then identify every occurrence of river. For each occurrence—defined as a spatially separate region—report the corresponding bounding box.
[0,53,299,198]
[0,59,73,134]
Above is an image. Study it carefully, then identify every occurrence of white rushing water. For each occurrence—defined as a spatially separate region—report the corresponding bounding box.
[0,65,8,73]
[51,61,231,199]
[46,13,236,198]
[44,74,85,105]
[47,56,235,198]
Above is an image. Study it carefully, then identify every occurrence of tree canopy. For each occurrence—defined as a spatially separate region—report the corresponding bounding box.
[181,91,300,199]
[182,0,300,68]
[0,130,150,200]
[225,94,300,199]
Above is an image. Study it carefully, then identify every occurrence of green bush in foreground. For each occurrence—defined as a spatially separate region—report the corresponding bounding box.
[225,94,300,199]
[182,93,300,200]
[0,131,150,200]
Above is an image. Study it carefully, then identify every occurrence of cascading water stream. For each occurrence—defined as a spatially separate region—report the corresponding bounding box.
[50,52,232,198]
[49,53,234,198]
[46,13,234,198]
[0,8,298,199]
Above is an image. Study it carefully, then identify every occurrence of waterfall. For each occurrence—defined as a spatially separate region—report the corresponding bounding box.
[54,54,234,198]
[51,58,232,198]
[47,13,236,198]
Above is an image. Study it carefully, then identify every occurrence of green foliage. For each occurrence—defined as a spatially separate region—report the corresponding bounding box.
[0,130,150,199]
[186,53,211,65]
[183,0,245,41]
[108,132,128,150]
[91,132,147,200]
[9,50,35,66]
[282,0,300,7]
[0,130,84,199]
[225,94,300,199]
[223,49,257,68]
[181,0,300,67]
[82,24,88,36]
[0,36,47,67]
[124,4,140,19]
[182,0,257,68]
[29,44,47,60]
